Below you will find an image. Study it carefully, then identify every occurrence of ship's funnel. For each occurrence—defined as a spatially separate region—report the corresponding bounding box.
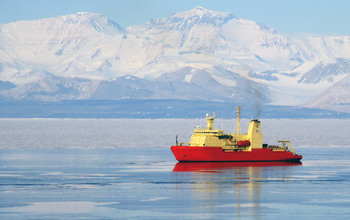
[247,119,263,148]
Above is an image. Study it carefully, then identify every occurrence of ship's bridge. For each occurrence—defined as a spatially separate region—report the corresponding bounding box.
[189,113,229,147]
[193,113,224,134]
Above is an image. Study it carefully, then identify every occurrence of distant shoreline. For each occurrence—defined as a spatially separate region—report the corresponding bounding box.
[1,99,349,119]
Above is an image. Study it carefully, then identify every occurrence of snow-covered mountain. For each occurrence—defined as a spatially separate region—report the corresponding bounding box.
[303,74,350,112]
[1,7,350,112]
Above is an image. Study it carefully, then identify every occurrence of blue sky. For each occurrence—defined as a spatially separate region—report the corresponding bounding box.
[0,0,349,35]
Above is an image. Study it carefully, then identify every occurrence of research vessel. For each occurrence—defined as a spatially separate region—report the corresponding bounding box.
[171,106,302,162]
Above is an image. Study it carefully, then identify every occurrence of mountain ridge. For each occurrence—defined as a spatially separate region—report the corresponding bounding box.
[0,7,350,113]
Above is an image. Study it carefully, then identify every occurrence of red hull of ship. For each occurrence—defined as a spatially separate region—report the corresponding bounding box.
[171,146,302,162]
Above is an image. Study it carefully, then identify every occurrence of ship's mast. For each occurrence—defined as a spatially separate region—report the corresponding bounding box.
[236,106,241,135]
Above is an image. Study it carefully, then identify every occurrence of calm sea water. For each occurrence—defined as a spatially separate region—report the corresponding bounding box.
[0,119,350,219]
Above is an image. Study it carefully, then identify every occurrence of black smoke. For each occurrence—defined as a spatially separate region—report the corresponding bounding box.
[242,69,268,118]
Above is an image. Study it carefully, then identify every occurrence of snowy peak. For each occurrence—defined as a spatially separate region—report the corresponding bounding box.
[299,58,350,84]
[131,6,236,33]
[129,6,298,66]
[3,12,124,42]
[171,6,235,25]
[58,12,124,34]
[174,6,213,17]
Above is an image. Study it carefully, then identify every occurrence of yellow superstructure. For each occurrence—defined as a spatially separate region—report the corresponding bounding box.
[180,106,295,153]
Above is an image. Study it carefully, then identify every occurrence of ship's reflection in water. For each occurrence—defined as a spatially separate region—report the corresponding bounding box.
[173,162,302,219]
[173,161,302,172]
